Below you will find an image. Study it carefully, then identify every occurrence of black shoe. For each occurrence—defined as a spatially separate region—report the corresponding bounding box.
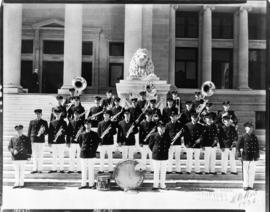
[231,172,238,175]
[221,172,226,175]
[243,187,249,191]
[78,185,88,189]
[12,186,20,189]
[77,171,81,174]
[176,172,183,174]
[67,171,74,174]
[109,171,113,174]
[210,172,217,175]
[186,172,191,175]
[195,172,202,175]
[150,171,154,174]
[38,171,42,173]
[88,185,96,189]
[167,172,172,174]
[19,186,24,188]
[160,187,167,190]
[248,187,254,190]
[48,170,57,173]
[59,170,65,173]
[98,171,104,174]
[205,172,210,175]
[31,171,38,174]
[152,187,159,191]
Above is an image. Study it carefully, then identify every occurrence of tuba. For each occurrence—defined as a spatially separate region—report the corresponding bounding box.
[196,81,216,114]
[72,76,87,96]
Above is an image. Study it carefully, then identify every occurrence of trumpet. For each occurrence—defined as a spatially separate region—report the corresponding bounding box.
[53,127,64,143]
[100,125,111,139]
[37,125,45,137]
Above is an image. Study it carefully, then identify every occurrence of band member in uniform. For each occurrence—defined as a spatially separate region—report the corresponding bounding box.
[67,96,85,122]
[97,110,117,173]
[48,108,68,173]
[111,97,124,123]
[199,103,216,125]
[166,111,184,174]
[179,101,195,125]
[217,101,238,128]
[236,122,260,191]
[148,99,162,118]
[138,91,147,110]
[129,97,143,122]
[162,97,178,124]
[117,109,139,159]
[50,95,67,121]
[102,89,114,109]
[28,109,48,174]
[65,88,76,105]
[139,110,155,172]
[149,121,171,190]
[77,119,99,189]
[193,91,203,110]
[8,125,32,188]
[66,109,84,173]
[201,113,219,174]
[183,113,205,174]
[87,96,103,128]
[219,116,238,175]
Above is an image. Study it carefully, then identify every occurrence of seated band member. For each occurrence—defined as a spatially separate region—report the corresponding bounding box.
[201,113,219,175]
[139,110,156,172]
[162,97,178,124]
[117,109,138,160]
[236,122,260,191]
[78,119,99,189]
[149,121,171,190]
[129,97,143,123]
[166,111,184,174]
[183,113,205,174]
[28,109,48,174]
[179,101,196,125]
[220,116,238,175]
[66,109,84,174]
[87,96,103,128]
[138,91,147,110]
[102,89,114,109]
[97,110,116,173]
[50,95,67,121]
[67,96,85,122]
[8,125,32,189]
[48,108,68,173]
[111,97,124,123]
[217,101,238,128]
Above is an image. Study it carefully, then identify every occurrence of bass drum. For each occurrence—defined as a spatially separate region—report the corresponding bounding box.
[114,160,145,191]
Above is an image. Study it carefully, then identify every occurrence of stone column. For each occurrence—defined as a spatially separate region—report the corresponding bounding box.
[237,7,250,90]
[169,5,176,85]
[201,5,214,83]
[3,4,24,93]
[59,4,83,94]
[124,5,143,79]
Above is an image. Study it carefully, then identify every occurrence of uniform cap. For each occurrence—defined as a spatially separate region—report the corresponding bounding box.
[56,95,63,100]
[139,91,146,96]
[104,109,112,116]
[95,96,101,101]
[222,115,230,120]
[14,125,23,130]
[150,99,157,104]
[244,121,253,127]
[114,97,121,102]
[170,111,178,117]
[206,102,213,107]
[222,101,230,105]
[34,109,42,114]
[185,100,193,105]
[157,121,165,128]
[167,97,173,102]
[131,97,138,102]
[69,88,75,92]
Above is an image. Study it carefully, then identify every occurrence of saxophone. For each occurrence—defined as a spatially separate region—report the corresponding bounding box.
[37,125,45,137]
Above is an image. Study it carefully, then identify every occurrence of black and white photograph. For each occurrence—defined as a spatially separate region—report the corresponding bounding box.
[0,0,269,211]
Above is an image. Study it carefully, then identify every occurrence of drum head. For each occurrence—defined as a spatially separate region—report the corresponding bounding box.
[114,160,144,190]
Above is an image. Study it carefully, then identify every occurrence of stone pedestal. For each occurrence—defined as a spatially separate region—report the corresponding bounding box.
[116,78,171,111]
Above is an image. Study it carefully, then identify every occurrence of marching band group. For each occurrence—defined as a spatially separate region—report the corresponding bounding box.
[8,88,260,191]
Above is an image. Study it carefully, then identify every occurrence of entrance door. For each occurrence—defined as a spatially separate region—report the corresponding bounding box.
[42,61,63,93]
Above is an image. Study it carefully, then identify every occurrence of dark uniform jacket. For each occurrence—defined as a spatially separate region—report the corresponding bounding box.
[183,122,205,148]
[111,106,124,123]
[149,132,171,160]
[201,124,219,147]
[162,106,178,124]
[139,120,156,145]
[217,110,238,126]
[48,119,67,144]
[87,105,104,128]
[130,106,143,123]
[165,121,184,145]
[28,119,49,143]
[117,120,138,146]
[102,97,114,109]
[179,109,196,125]
[67,104,85,122]
[219,125,238,149]
[8,135,32,160]
[66,119,84,144]
[138,99,147,110]
[148,107,162,119]
[50,105,67,121]
[78,131,99,158]
[236,133,260,161]
[97,120,116,145]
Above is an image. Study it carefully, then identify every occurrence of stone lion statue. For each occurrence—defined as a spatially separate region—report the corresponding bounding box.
[128,48,155,79]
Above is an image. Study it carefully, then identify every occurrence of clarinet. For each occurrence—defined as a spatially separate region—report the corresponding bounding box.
[111,108,123,121]
[53,127,64,143]
[100,124,112,139]
[74,126,84,141]
[171,128,184,145]
[37,125,45,137]
[143,127,156,142]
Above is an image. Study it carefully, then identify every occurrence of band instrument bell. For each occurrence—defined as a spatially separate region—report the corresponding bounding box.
[72,76,87,95]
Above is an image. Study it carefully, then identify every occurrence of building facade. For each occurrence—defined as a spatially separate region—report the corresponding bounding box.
[3,2,266,135]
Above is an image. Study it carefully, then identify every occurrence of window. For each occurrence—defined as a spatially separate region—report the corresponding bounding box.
[175,12,199,38]
[248,49,266,90]
[109,42,124,56]
[255,111,265,129]
[21,60,34,92]
[212,13,233,39]
[43,40,64,54]
[175,48,198,88]
[81,62,92,87]
[82,41,93,55]
[21,40,33,54]
[109,63,123,87]
[212,49,233,89]
[249,14,266,40]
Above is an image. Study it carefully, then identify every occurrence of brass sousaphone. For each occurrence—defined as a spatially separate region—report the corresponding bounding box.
[196,81,216,114]
[72,76,87,96]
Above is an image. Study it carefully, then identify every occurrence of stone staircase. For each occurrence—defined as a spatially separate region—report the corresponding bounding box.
[2,94,266,189]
